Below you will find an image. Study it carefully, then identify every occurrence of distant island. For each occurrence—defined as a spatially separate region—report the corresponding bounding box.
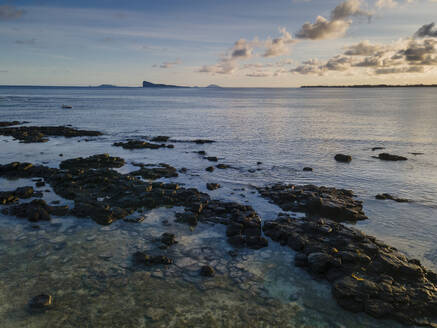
[206,84,222,89]
[142,81,188,88]
[301,84,437,88]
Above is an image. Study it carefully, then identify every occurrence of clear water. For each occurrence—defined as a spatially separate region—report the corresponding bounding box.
[0,87,436,327]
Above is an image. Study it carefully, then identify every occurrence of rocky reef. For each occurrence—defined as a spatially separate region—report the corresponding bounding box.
[263,214,437,326]
[113,140,174,150]
[257,184,367,222]
[0,125,102,143]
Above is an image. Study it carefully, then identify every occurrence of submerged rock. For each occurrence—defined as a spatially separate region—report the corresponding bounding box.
[216,164,230,169]
[60,154,125,169]
[206,183,221,191]
[160,233,177,247]
[377,153,408,161]
[334,154,352,163]
[375,193,409,203]
[0,125,101,143]
[257,184,367,222]
[205,166,214,172]
[133,251,173,265]
[263,214,437,326]
[200,265,215,277]
[28,294,53,310]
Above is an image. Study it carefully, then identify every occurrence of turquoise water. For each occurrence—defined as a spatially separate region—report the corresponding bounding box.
[0,87,436,327]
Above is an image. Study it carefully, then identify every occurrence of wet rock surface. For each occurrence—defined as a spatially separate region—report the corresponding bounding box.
[377,153,408,161]
[133,251,174,265]
[263,214,437,326]
[2,199,69,221]
[375,193,409,203]
[60,154,125,170]
[113,140,174,150]
[0,125,102,143]
[257,184,367,222]
[0,186,34,205]
[0,121,24,127]
[206,183,221,191]
[334,154,352,163]
[130,163,178,180]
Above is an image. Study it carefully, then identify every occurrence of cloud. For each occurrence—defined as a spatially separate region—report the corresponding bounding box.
[0,5,25,20]
[263,27,296,57]
[231,39,254,59]
[158,60,181,68]
[199,28,295,75]
[246,72,270,77]
[375,66,424,74]
[291,24,437,77]
[375,0,399,9]
[415,22,437,38]
[295,0,371,40]
[344,40,383,55]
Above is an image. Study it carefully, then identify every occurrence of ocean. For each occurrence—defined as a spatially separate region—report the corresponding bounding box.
[0,86,436,327]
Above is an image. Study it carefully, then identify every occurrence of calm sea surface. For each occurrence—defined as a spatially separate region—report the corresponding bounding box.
[0,87,436,327]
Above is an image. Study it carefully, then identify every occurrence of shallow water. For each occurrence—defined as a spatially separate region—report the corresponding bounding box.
[0,86,436,327]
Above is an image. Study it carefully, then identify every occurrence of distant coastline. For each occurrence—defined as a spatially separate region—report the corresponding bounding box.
[301,84,437,88]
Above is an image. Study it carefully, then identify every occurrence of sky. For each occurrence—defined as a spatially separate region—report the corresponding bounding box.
[1,0,437,87]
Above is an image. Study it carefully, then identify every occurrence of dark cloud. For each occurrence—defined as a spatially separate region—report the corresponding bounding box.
[0,5,25,20]
[415,23,437,38]
[399,39,437,64]
[295,0,371,40]
[344,41,382,56]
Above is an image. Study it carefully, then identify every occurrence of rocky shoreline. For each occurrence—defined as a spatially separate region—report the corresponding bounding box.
[0,121,436,326]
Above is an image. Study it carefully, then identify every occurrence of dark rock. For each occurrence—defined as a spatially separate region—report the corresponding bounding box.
[257,184,367,222]
[205,166,214,172]
[206,156,218,162]
[4,199,68,222]
[150,136,170,142]
[130,163,178,180]
[113,140,172,150]
[29,294,53,310]
[161,233,177,247]
[206,183,221,191]
[334,154,352,163]
[263,214,437,326]
[133,251,173,265]
[35,181,45,187]
[0,186,34,204]
[200,265,215,277]
[216,164,230,169]
[371,147,385,151]
[60,154,125,169]
[377,153,407,161]
[303,167,313,171]
[0,125,101,143]
[196,151,206,156]
[0,121,24,127]
[375,193,409,203]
